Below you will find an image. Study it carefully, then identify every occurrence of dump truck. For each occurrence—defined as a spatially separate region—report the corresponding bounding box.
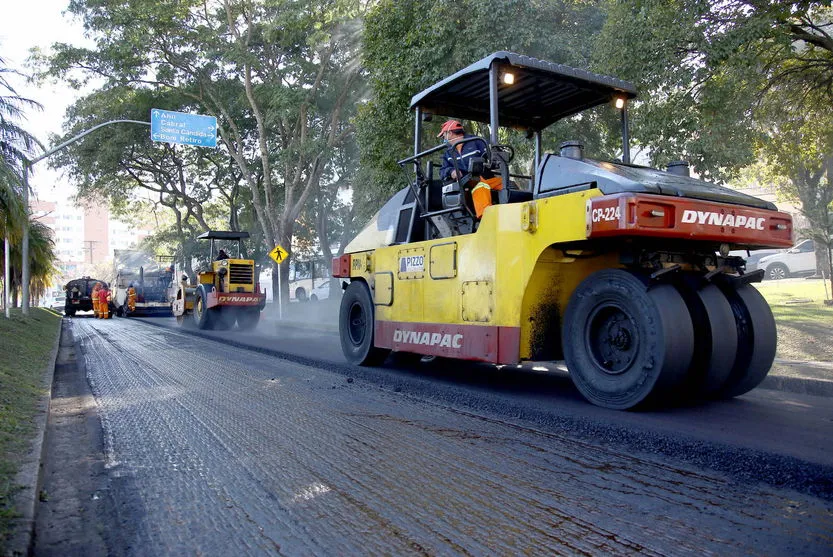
[171,231,266,330]
[111,250,175,316]
[332,51,794,410]
[64,276,113,316]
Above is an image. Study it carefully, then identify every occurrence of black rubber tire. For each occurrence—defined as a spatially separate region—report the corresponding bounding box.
[213,307,236,330]
[676,278,738,397]
[65,309,75,317]
[339,281,389,366]
[296,287,308,302]
[310,294,318,302]
[714,284,777,398]
[765,263,789,280]
[562,269,694,410]
[237,309,261,331]
[193,285,215,330]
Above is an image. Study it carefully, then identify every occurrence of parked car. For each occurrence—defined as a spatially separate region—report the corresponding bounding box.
[758,239,816,280]
[51,295,66,312]
[309,281,330,302]
[729,249,782,272]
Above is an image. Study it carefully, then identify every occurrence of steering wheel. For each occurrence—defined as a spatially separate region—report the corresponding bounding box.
[492,144,515,164]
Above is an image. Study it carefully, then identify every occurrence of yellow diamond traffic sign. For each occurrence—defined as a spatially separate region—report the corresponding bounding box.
[269,244,289,264]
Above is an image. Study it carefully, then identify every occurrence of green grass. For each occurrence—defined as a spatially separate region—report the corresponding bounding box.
[0,309,61,542]
[753,279,833,362]
[754,279,833,323]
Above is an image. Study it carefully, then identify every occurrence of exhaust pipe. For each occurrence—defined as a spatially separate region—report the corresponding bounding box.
[560,140,584,160]
[666,160,690,177]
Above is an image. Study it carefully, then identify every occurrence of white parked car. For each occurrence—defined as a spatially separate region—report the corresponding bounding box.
[728,249,781,272]
[758,239,816,280]
[309,281,330,302]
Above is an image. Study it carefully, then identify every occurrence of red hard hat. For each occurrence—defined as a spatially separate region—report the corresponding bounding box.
[437,119,464,137]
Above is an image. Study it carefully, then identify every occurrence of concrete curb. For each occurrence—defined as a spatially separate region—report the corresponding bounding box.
[4,313,62,557]
[760,374,833,398]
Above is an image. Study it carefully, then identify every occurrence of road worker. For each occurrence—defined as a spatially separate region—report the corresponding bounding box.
[437,119,502,218]
[127,283,137,313]
[98,284,111,319]
[91,282,102,318]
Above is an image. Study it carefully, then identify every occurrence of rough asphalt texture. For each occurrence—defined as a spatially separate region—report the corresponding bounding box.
[32,316,833,555]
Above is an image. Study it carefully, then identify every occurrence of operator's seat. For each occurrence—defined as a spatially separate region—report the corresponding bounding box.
[491,181,533,205]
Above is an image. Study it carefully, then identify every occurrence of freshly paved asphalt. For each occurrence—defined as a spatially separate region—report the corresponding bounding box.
[31,314,833,555]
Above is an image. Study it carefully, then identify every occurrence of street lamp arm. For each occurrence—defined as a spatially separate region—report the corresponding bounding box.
[30,119,151,166]
[17,119,150,316]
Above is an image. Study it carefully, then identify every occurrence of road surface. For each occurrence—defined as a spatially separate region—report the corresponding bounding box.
[34,316,833,555]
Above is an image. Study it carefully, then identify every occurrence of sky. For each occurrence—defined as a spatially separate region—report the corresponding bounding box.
[1,0,90,203]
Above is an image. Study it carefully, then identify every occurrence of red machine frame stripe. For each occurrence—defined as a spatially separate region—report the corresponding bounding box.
[375,320,521,364]
[206,291,266,309]
[586,193,793,247]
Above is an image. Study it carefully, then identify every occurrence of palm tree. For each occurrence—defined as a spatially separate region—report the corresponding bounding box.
[0,219,57,307]
[1,55,44,310]
[1,55,41,179]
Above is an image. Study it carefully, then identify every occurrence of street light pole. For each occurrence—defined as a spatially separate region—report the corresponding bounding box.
[4,217,9,318]
[20,119,150,315]
[21,162,30,314]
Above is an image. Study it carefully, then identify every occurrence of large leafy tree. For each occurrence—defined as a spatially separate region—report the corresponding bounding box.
[356,0,608,224]
[756,84,833,283]
[51,86,249,271]
[596,0,833,291]
[44,0,366,301]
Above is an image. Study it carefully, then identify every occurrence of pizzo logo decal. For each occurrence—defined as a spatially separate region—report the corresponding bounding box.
[399,255,425,273]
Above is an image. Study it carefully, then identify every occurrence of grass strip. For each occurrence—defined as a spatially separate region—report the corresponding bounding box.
[0,309,61,543]
[755,280,833,324]
[754,280,833,362]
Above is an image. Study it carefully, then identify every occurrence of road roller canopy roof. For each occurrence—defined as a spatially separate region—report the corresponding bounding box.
[197,231,250,240]
[409,51,637,130]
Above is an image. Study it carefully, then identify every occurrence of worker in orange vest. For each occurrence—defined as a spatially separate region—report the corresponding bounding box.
[98,284,111,319]
[127,283,137,313]
[438,119,503,218]
[91,282,102,318]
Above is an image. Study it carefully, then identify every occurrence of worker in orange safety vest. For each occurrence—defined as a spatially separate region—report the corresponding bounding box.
[91,282,102,318]
[97,284,111,319]
[438,119,503,218]
[127,283,137,313]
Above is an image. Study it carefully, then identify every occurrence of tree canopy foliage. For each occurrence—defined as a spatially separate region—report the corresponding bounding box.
[35,0,833,292]
[355,0,609,220]
[596,0,832,281]
[45,0,367,298]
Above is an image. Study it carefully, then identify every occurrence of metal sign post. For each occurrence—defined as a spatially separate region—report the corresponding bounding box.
[268,244,289,320]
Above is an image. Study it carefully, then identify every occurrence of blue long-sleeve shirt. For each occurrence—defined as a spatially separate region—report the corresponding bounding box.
[439,135,489,181]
